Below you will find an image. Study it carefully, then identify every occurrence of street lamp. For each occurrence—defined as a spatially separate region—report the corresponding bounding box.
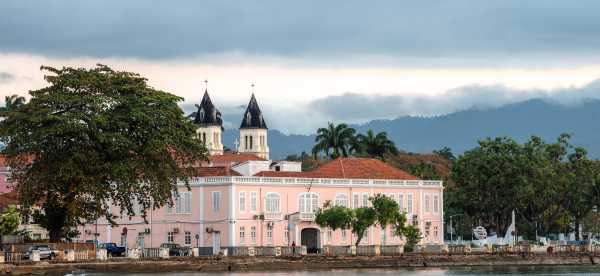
[449,214,463,245]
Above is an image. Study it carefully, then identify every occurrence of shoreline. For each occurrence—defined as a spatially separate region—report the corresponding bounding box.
[1,254,599,275]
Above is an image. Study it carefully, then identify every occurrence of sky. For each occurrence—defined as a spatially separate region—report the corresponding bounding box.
[2,1,600,133]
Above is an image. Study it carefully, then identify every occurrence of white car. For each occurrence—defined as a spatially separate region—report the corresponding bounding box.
[24,245,58,260]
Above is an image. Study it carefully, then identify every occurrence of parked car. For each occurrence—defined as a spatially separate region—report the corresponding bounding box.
[98,243,126,257]
[24,245,59,260]
[160,243,189,256]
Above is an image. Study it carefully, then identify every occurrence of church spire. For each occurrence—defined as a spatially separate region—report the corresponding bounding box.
[191,82,222,127]
[240,87,267,129]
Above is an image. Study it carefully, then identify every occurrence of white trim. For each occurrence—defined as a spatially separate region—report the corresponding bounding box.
[199,185,204,247]
[229,184,236,246]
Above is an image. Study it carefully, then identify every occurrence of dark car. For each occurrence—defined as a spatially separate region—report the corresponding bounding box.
[160,243,189,256]
[98,243,126,257]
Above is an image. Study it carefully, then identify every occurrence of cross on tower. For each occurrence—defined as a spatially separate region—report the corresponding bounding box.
[234,139,239,152]
[204,79,208,91]
[251,83,255,93]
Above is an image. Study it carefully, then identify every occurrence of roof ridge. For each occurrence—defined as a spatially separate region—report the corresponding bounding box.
[339,158,346,178]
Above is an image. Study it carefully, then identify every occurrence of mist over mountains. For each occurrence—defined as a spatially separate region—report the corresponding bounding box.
[222,98,600,160]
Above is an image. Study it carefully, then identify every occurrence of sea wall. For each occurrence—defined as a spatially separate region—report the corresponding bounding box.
[1,254,599,275]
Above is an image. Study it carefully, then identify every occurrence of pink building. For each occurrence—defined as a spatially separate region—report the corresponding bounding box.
[77,90,444,252]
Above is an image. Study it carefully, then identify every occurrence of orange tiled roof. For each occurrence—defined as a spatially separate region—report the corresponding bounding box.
[208,153,266,165]
[192,166,241,177]
[255,158,419,180]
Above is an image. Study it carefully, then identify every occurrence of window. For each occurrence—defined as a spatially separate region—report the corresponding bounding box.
[299,193,319,214]
[284,226,289,244]
[353,193,360,208]
[327,229,333,241]
[202,133,206,145]
[433,194,439,213]
[167,232,174,243]
[341,230,347,242]
[250,192,257,212]
[239,192,246,212]
[362,193,369,207]
[265,193,280,213]
[335,193,348,207]
[249,136,253,149]
[184,231,191,246]
[250,226,256,242]
[245,136,248,149]
[212,191,221,213]
[407,194,413,214]
[168,192,191,214]
[424,194,430,213]
[239,226,245,243]
[398,194,404,213]
[434,226,439,239]
[267,224,273,244]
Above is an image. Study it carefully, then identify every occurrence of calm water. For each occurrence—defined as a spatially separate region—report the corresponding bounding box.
[74,266,600,275]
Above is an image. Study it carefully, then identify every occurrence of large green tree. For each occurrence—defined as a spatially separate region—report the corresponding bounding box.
[353,129,398,160]
[312,122,356,159]
[0,65,207,241]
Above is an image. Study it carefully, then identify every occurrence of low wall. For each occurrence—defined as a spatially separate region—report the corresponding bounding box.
[1,254,598,275]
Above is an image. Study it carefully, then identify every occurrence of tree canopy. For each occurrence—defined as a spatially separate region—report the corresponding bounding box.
[353,129,398,160]
[312,122,356,158]
[448,134,600,239]
[0,64,207,241]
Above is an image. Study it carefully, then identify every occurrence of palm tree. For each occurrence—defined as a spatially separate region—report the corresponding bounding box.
[312,123,356,159]
[0,95,26,115]
[354,129,398,159]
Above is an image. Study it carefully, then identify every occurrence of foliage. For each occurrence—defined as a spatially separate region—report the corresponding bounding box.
[0,65,208,241]
[312,122,356,159]
[0,95,26,116]
[315,205,353,231]
[285,151,321,171]
[401,225,422,252]
[316,194,410,247]
[353,129,398,160]
[449,134,600,239]
[433,146,456,162]
[0,205,20,235]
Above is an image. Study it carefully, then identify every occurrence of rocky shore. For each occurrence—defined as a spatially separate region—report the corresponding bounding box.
[1,254,599,275]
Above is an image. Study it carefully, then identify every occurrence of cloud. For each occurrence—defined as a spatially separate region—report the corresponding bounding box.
[2,0,600,64]
[0,72,14,83]
[307,79,600,125]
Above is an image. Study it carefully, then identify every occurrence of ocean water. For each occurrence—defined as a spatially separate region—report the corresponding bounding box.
[76,265,600,275]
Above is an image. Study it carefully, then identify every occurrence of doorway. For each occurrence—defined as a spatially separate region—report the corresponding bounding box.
[212,232,221,255]
[301,228,320,254]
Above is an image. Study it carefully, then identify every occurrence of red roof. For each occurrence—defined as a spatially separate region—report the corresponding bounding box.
[192,166,241,177]
[255,158,419,180]
[208,153,266,166]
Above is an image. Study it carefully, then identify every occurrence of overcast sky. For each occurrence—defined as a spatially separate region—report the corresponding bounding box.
[2,1,600,133]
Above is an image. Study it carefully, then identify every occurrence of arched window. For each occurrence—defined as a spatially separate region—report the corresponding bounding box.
[299,193,319,214]
[265,193,280,213]
[335,193,348,207]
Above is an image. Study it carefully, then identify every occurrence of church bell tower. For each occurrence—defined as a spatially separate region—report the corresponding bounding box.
[191,81,224,155]
[238,86,269,159]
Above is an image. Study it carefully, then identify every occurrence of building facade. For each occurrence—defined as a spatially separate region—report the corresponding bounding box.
[76,90,445,252]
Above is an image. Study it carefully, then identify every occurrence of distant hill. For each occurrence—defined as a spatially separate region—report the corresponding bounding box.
[223,99,600,160]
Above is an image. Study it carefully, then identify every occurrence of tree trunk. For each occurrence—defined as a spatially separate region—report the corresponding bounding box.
[575,219,581,241]
[354,232,363,247]
[49,227,63,243]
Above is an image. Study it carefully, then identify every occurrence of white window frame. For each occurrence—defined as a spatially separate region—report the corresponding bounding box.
[250,191,258,212]
[407,193,413,215]
[250,226,256,243]
[433,194,439,213]
[167,232,174,243]
[424,194,431,213]
[398,193,404,213]
[167,191,192,214]
[353,193,360,208]
[212,191,221,213]
[239,226,245,243]
[362,193,369,207]
[239,191,246,213]
[299,192,319,214]
[184,231,191,246]
[265,192,281,213]
[335,193,348,207]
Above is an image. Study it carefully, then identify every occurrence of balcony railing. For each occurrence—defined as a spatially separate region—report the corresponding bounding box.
[299,212,315,221]
[264,212,282,220]
[192,177,443,187]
